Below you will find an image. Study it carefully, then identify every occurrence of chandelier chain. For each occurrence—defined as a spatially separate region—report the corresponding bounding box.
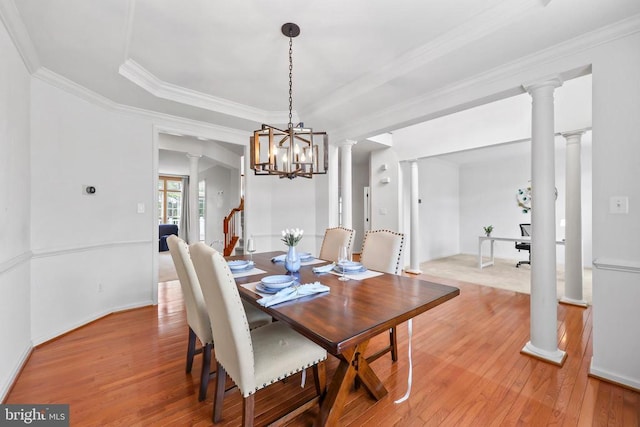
[288,31,293,129]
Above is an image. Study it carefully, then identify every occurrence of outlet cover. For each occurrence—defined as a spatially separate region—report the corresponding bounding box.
[609,196,629,214]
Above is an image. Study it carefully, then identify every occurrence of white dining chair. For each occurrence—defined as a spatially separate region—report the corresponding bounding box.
[319,227,355,262]
[359,229,405,362]
[167,235,272,401]
[190,242,327,426]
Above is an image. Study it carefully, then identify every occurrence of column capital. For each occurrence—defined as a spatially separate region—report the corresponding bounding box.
[186,153,202,160]
[338,139,358,149]
[561,130,586,141]
[522,76,563,94]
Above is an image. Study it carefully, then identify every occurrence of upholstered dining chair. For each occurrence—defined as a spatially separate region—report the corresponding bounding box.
[318,227,355,262]
[190,242,327,426]
[359,229,405,363]
[166,235,272,401]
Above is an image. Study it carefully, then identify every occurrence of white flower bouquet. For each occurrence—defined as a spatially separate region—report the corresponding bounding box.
[281,228,304,246]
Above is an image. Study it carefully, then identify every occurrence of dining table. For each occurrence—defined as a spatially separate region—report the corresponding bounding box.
[230,250,460,426]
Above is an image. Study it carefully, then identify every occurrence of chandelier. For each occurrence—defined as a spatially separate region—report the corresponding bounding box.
[250,23,328,179]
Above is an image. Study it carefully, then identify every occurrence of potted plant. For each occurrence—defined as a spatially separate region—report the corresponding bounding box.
[483,225,494,236]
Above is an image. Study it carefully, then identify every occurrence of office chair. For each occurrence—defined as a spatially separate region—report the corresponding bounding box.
[515,223,531,268]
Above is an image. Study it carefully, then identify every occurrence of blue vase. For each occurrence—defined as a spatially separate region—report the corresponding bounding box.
[284,245,301,274]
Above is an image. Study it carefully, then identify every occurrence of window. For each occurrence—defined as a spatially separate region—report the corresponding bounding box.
[158,176,183,225]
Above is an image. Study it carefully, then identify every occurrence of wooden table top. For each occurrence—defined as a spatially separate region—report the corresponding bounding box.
[232,251,460,356]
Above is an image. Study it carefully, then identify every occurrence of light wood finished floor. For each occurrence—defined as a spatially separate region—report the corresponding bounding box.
[5,273,639,426]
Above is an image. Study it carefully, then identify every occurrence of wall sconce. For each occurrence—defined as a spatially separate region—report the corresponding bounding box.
[380,177,391,184]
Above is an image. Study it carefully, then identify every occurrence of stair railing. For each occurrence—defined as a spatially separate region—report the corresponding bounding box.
[223,197,244,256]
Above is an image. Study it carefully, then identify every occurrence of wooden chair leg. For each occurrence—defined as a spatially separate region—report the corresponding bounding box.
[186,327,197,373]
[198,343,213,401]
[213,362,226,423]
[390,327,398,362]
[313,361,327,397]
[242,394,255,427]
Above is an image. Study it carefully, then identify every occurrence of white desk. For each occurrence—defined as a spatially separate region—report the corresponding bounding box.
[478,236,565,269]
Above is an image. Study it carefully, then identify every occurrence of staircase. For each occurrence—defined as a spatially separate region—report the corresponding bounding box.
[223,198,244,256]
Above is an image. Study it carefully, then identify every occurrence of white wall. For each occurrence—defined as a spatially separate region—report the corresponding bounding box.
[401,158,460,264]
[244,166,328,256]
[419,158,461,261]
[458,135,593,267]
[0,20,32,401]
[590,33,640,390]
[29,78,156,344]
[370,148,402,232]
[201,164,238,247]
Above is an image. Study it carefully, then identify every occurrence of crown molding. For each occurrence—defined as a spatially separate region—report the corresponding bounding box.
[332,14,640,142]
[0,0,40,73]
[33,67,249,145]
[0,250,32,275]
[118,59,295,124]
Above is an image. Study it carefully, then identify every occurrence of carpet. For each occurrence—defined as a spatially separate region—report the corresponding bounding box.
[158,251,178,283]
[419,254,592,304]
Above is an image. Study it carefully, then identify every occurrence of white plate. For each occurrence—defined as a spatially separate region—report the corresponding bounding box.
[298,252,313,261]
[336,261,364,271]
[255,283,282,294]
[228,260,251,271]
[260,275,295,289]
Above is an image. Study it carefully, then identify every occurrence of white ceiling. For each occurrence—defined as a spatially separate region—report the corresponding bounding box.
[6,0,640,156]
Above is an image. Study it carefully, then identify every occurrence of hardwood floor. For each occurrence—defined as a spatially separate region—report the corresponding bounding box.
[5,273,639,426]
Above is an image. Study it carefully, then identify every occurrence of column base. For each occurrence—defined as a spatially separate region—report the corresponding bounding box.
[521,341,567,366]
[559,296,588,307]
[404,268,422,275]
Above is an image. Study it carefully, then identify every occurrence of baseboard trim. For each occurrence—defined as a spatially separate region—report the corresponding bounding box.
[559,296,589,307]
[521,341,567,366]
[32,300,154,346]
[1,344,33,403]
[589,360,640,392]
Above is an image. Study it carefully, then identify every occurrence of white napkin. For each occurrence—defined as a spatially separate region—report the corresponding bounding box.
[272,254,315,263]
[257,282,330,307]
[271,254,286,263]
[312,263,335,274]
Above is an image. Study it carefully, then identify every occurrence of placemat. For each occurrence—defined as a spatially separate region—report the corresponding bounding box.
[232,268,266,279]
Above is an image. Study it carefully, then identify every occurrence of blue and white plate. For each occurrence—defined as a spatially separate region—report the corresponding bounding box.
[260,275,295,290]
[334,261,367,273]
[255,283,283,294]
[228,260,252,271]
[299,252,314,261]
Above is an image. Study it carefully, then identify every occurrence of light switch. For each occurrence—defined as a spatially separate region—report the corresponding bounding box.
[137,203,145,214]
[609,196,629,214]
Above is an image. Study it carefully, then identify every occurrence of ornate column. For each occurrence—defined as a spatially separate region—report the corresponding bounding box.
[339,140,357,228]
[406,160,422,274]
[187,154,201,244]
[560,131,587,307]
[521,77,567,366]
